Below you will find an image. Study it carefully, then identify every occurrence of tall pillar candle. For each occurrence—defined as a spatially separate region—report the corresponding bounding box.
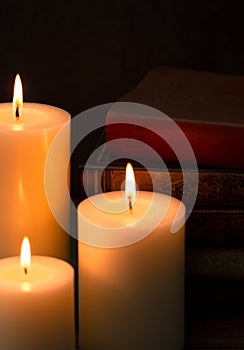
[78,189,185,350]
[0,77,70,259]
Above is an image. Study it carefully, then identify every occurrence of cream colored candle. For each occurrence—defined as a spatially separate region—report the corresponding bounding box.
[0,75,70,259]
[78,165,185,350]
[0,238,75,350]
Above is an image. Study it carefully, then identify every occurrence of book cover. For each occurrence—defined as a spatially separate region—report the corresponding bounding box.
[106,67,244,169]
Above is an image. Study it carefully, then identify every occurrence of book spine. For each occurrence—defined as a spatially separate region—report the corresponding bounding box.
[81,167,244,247]
[106,118,244,169]
[100,168,244,209]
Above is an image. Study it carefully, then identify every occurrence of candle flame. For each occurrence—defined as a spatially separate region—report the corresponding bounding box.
[20,236,31,275]
[125,163,136,209]
[13,74,23,120]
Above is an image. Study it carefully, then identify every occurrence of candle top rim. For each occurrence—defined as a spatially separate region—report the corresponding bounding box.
[0,256,74,292]
[0,102,70,131]
[78,191,185,248]
[78,191,185,221]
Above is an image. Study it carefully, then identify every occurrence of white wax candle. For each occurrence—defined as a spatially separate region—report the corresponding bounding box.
[0,255,75,350]
[0,102,70,259]
[78,191,185,350]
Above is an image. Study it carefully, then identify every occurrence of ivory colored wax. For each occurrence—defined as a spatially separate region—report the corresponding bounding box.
[0,256,75,350]
[0,103,70,259]
[78,191,185,350]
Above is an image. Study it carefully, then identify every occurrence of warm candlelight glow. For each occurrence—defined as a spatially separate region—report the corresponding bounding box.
[12,74,23,119]
[125,163,136,209]
[20,236,31,274]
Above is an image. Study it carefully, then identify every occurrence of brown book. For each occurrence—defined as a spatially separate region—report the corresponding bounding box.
[81,153,244,248]
[106,67,244,169]
[81,156,244,210]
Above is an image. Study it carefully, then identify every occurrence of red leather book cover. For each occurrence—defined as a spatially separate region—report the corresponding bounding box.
[106,67,244,169]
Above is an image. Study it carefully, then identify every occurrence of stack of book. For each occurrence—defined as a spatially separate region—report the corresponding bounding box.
[81,67,244,258]
[104,67,244,271]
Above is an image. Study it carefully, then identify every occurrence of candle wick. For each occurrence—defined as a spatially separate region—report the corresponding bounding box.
[24,267,27,275]
[128,196,133,210]
[16,106,20,121]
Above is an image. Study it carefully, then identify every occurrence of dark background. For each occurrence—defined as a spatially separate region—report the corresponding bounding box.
[0,0,243,116]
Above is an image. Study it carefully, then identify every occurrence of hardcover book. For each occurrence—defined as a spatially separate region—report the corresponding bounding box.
[106,67,244,169]
[81,156,244,248]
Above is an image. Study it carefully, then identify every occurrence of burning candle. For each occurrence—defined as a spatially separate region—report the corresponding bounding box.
[0,237,75,350]
[0,75,70,259]
[78,163,185,350]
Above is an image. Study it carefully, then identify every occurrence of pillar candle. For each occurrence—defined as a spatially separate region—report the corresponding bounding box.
[0,247,75,349]
[78,189,185,350]
[0,76,70,259]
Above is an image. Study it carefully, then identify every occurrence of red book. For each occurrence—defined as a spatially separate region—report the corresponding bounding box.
[106,67,244,169]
